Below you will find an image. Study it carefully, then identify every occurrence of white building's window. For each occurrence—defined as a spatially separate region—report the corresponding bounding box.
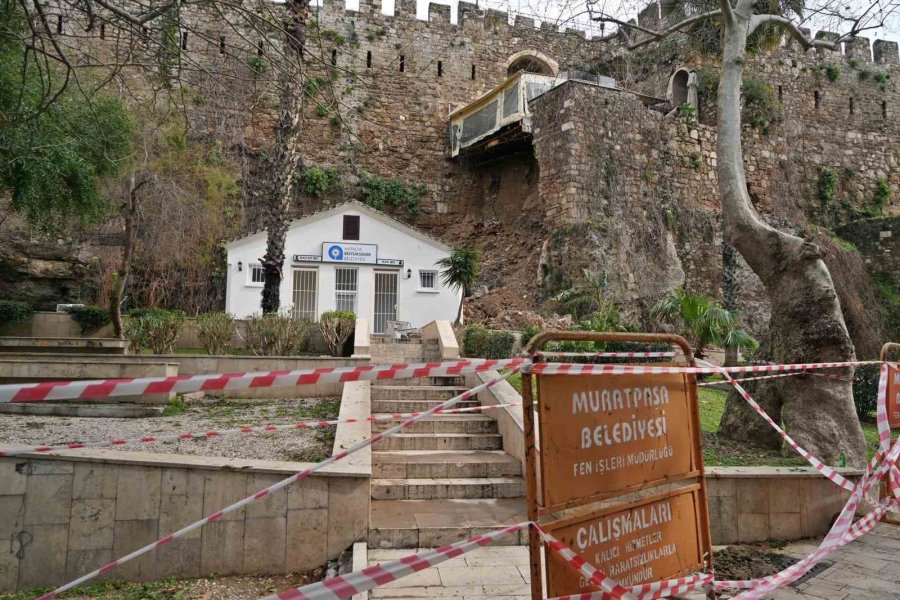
[418,270,438,291]
[292,268,318,321]
[335,267,358,313]
[248,264,265,286]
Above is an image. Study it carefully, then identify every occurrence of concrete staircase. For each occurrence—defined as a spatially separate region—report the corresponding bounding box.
[368,337,527,548]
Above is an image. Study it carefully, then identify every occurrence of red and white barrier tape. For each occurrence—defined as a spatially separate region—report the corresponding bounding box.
[699,361,856,492]
[0,357,529,404]
[531,359,876,377]
[534,351,676,359]
[534,525,637,600]
[696,371,803,387]
[35,367,521,599]
[262,522,529,600]
[0,402,524,457]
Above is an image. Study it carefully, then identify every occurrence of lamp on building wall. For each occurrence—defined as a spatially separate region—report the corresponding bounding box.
[237,261,243,272]
[406,268,412,279]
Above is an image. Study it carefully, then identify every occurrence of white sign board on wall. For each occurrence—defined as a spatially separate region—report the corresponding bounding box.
[322,242,378,264]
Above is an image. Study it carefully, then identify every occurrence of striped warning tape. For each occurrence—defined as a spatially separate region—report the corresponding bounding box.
[261,522,529,600]
[0,402,524,457]
[531,359,878,377]
[0,357,529,404]
[34,367,521,599]
[533,351,677,359]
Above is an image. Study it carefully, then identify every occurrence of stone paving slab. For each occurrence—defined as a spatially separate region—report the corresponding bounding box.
[368,524,900,599]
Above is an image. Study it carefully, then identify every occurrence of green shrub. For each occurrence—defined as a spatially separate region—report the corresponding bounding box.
[874,71,889,84]
[852,364,880,420]
[463,325,516,359]
[318,310,355,356]
[68,305,110,334]
[302,166,339,197]
[161,397,188,416]
[871,180,891,216]
[0,300,32,328]
[818,167,838,219]
[197,312,236,355]
[125,308,185,354]
[825,65,841,82]
[742,77,782,132]
[243,311,312,356]
[520,325,542,350]
[359,170,426,218]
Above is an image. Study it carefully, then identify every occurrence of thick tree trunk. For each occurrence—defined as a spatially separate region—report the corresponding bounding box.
[110,173,141,338]
[261,0,310,314]
[714,0,865,466]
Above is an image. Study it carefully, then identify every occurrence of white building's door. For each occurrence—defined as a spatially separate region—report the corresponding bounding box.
[373,271,398,334]
[292,268,318,321]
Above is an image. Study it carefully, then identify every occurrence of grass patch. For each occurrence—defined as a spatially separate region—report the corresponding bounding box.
[161,397,187,417]
[1,578,188,599]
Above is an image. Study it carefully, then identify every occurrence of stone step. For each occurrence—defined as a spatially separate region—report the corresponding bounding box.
[372,399,480,413]
[372,376,466,387]
[371,477,525,500]
[372,414,498,434]
[373,450,523,479]
[369,498,528,548]
[372,386,471,402]
[373,433,503,451]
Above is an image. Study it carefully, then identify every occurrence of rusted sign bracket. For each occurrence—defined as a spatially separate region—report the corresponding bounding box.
[522,331,714,600]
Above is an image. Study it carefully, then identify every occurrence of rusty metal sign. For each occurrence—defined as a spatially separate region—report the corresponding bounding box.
[521,332,713,600]
[544,486,707,597]
[537,371,702,509]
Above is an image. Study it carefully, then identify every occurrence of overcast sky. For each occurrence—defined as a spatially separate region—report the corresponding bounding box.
[333,0,900,44]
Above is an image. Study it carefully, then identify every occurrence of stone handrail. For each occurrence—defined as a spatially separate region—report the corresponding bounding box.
[421,320,459,359]
[352,318,370,358]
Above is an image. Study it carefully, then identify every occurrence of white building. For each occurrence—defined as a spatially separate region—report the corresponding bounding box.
[225,202,461,334]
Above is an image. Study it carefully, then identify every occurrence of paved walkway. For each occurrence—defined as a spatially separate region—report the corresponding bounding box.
[366,523,900,599]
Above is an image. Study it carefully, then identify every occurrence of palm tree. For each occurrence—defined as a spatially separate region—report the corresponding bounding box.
[555,269,614,321]
[437,248,481,325]
[650,289,758,360]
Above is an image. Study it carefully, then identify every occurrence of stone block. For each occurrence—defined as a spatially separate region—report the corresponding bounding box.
[24,473,73,525]
[327,478,368,556]
[243,517,287,574]
[735,479,769,515]
[737,513,769,543]
[68,498,116,550]
[769,512,803,541]
[768,478,801,514]
[200,520,245,576]
[17,523,68,590]
[287,476,328,510]
[708,495,738,545]
[0,541,18,593]
[27,460,74,475]
[0,460,27,496]
[156,537,201,579]
[65,548,112,582]
[246,474,288,519]
[73,463,118,500]
[0,495,24,537]
[286,509,328,571]
[418,527,469,548]
[115,467,161,521]
[159,476,204,541]
[706,477,736,498]
[113,519,159,581]
[203,471,248,521]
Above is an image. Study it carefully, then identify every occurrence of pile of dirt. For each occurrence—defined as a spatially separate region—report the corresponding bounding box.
[712,545,797,581]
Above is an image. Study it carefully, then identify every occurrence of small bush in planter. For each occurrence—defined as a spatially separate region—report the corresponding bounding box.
[318,310,355,356]
[243,311,311,356]
[463,325,515,359]
[68,305,110,334]
[0,300,32,328]
[197,312,236,355]
[125,308,185,354]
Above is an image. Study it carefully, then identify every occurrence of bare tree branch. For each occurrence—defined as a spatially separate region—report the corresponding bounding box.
[592,9,723,50]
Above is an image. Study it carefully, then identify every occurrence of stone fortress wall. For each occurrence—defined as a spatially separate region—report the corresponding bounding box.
[35,0,900,329]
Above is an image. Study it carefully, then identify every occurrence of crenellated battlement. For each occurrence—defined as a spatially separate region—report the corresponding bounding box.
[314,0,599,40]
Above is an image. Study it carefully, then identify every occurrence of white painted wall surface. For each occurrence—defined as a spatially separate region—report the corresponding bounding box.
[225,205,461,333]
